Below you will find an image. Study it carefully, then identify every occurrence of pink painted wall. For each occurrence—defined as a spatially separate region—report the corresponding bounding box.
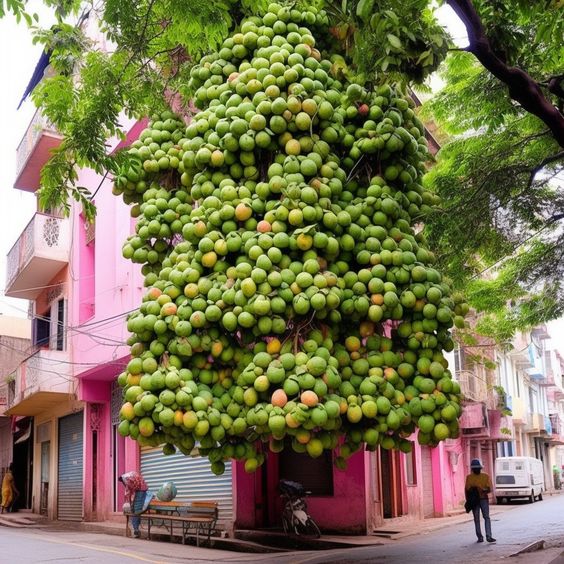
[233,460,258,529]
[308,450,367,533]
[78,213,95,324]
[65,118,145,521]
[430,439,467,515]
[68,121,143,377]
[79,378,110,403]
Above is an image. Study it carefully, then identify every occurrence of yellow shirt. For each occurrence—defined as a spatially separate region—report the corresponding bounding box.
[1,471,15,506]
[465,472,492,499]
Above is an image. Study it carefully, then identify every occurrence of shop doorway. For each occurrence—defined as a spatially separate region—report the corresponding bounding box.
[380,448,405,518]
[12,419,33,510]
[57,411,84,521]
[40,441,50,515]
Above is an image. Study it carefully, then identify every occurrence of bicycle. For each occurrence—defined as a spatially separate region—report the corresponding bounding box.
[279,479,321,538]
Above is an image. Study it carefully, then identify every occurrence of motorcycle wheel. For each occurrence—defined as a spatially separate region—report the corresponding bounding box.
[295,516,321,538]
[281,511,291,534]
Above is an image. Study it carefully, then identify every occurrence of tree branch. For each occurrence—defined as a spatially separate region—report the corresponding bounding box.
[446,0,564,147]
[547,74,564,100]
[527,150,564,188]
[546,212,564,225]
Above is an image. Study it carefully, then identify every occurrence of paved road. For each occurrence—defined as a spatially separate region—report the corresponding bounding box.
[1,495,564,564]
[278,494,564,564]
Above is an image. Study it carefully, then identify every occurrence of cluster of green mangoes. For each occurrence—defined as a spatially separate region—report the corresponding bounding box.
[114,2,467,474]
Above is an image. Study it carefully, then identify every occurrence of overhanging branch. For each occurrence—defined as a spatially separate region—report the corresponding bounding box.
[446,0,564,148]
[527,150,564,188]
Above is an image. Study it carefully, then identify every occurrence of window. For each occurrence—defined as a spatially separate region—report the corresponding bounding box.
[33,309,51,347]
[279,449,334,496]
[496,476,515,485]
[453,346,463,373]
[55,298,65,350]
[405,450,417,485]
[33,299,65,350]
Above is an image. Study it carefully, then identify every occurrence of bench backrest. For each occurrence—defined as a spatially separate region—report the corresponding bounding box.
[186,501,218,519]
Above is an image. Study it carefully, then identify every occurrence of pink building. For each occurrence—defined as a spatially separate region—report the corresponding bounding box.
[4,103,142,520]
[4,105,236,524]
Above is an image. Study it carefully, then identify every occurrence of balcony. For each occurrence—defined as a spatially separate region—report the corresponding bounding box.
[14,109,63,191]
[0,382,11,417]
[538,368,555,387]
[4,350,74,416]
[5,212,70,300]
[547,387,564,403]
[456,370,489,403]
[488,409,514,440]
[548,414,564,445]
[459,403,509,440]
[526,412,547,434]
[459,403,490,438]
[510,345,535,370]
[511,397,529,426]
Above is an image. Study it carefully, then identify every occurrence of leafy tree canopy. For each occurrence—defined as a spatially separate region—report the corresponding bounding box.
[423,0,564,339]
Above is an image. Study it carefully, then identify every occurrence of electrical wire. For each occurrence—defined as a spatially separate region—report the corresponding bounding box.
[0,295,140,344]
[0,338,126,368]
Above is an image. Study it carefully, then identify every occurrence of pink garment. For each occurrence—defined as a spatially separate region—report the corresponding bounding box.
[120,471,148,499]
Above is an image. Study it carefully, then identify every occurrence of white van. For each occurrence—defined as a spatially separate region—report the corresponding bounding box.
[495,456,545,503]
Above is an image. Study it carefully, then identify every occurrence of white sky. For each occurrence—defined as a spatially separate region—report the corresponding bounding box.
[0,1,54,318]
[0,3,562,354]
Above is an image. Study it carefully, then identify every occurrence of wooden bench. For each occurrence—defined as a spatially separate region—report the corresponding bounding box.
[125,500,219,546]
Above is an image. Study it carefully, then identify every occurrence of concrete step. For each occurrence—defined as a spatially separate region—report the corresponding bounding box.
[235,528,378,551]
[0,515,46,528]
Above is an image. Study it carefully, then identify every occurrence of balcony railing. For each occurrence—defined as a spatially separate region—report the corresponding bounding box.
[548,414,564,444]
[5,212,70,299]
[526,412,548,434]
[511,397,529,426]
[550,413,562,435]
[538,368,555,386]
[14,109,62,191]
[5,350,73,416]
[456,370,490,403]
[0,383,9,416]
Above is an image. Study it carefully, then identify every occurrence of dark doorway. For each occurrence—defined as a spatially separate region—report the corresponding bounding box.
[380,448,404,518]
[12,420,33,510]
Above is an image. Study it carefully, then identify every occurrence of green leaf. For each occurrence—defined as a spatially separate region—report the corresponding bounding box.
[387,33,402,50]
[356,0,374,22]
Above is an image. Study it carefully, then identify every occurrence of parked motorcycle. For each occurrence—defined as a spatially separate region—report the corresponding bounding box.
[279,479,321,538]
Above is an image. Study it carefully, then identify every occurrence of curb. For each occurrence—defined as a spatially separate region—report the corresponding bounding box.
[510,540,546,557]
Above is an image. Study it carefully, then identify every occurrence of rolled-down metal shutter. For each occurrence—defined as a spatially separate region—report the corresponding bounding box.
[141,447,233,527]
[421,446,434,518]
[57,412,84,521]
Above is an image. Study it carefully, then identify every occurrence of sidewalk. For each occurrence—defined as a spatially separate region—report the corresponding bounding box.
[1,493,558,553]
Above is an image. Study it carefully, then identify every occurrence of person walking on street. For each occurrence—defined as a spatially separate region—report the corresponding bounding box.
[119,471,149,538]
[1,463,19,514]
[465,458,496,543]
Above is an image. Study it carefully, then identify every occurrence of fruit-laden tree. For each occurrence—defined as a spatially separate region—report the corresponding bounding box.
[113,3,470,470]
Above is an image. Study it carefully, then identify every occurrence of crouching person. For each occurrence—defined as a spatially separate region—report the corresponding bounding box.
[119,471,151,538]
